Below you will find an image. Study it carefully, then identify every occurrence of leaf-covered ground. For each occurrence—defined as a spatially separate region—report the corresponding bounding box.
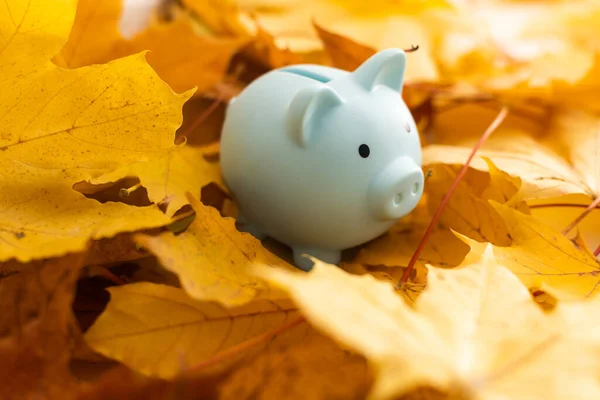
[2,0,600,399]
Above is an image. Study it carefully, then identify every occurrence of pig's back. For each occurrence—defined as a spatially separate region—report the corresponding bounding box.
[220,70,326,238]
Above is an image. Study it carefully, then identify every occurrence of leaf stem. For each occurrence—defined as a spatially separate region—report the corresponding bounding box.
[119,182,142,198]
[397,106,509,287]
[187,316,305,372]
[561,196,600,236]
[594,244,600,257]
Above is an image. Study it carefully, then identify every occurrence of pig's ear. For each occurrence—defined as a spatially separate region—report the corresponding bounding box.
[287,86,344,147]
[352,48,406,93]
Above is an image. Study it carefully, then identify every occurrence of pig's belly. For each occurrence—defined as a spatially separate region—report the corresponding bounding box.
[224,162,396,251]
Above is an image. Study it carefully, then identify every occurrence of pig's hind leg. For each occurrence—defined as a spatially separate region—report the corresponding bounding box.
[235,213,268,241]
[292,247,341,272]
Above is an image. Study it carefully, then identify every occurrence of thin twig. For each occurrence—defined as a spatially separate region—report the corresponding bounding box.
[397,107,510,288]
[562,196,600,236]
[187,316,305,372]
[178,96,224,141]
[529,203,600,210]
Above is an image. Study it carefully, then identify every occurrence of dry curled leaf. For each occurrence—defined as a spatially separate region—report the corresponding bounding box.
[0,251,86,400]
[219,331,372,400]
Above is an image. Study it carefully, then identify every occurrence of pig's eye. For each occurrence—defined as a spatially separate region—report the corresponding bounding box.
[358,144,370,158]
[404,121,411,133]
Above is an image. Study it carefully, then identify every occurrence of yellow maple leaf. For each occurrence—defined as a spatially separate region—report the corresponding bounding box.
[257,248,600,400]
[84,282,301,378]
[0,0,193,262]
[134,193,296,306]
[528,193,600,258]
[483,202,600,299]
[57,0,247,93]
[424,158,528,246]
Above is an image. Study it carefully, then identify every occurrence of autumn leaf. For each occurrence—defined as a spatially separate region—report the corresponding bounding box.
[233,0,450,58]
[219,332,372,400]
[314,18,439,84]
[483,202,600,299]
[528,193,600,257]
[425,107,600,201]
[84,282,302,378]
[89,144,224,218]
[76,364,219,400]
[57,0,247,94]
[134,193,295,306]
[181,0,302,69]
[257,248,600,400]
[422,117,592,201]
[0,251,86,400]
[0,0,198,262]
[542,108,600,195]
[353,202,469,271]
[424,158,528,246]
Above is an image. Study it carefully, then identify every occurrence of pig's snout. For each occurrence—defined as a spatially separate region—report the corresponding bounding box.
[368,157,424,221]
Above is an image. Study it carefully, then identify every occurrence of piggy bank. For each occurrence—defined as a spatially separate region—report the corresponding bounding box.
[220,48,424,271]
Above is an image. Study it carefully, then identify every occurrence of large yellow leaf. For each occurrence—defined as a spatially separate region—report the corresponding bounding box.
[257,249,600,400]
[0,0,192,262]
[90,144,224,217]
[57,0,246,93]
[135,193,296,306]
[487,202,600,299]
[84,282,301,379]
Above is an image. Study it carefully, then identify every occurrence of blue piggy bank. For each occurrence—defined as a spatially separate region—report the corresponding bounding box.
[220,48,424,271]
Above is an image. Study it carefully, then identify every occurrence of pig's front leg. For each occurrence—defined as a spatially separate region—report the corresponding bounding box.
[292,247,341,271]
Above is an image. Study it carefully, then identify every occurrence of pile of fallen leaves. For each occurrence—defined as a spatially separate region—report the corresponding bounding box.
[2,0,600,398]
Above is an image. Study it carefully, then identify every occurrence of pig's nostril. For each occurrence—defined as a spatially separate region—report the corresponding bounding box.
[412,182,420,194]
[394,193,403,205]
